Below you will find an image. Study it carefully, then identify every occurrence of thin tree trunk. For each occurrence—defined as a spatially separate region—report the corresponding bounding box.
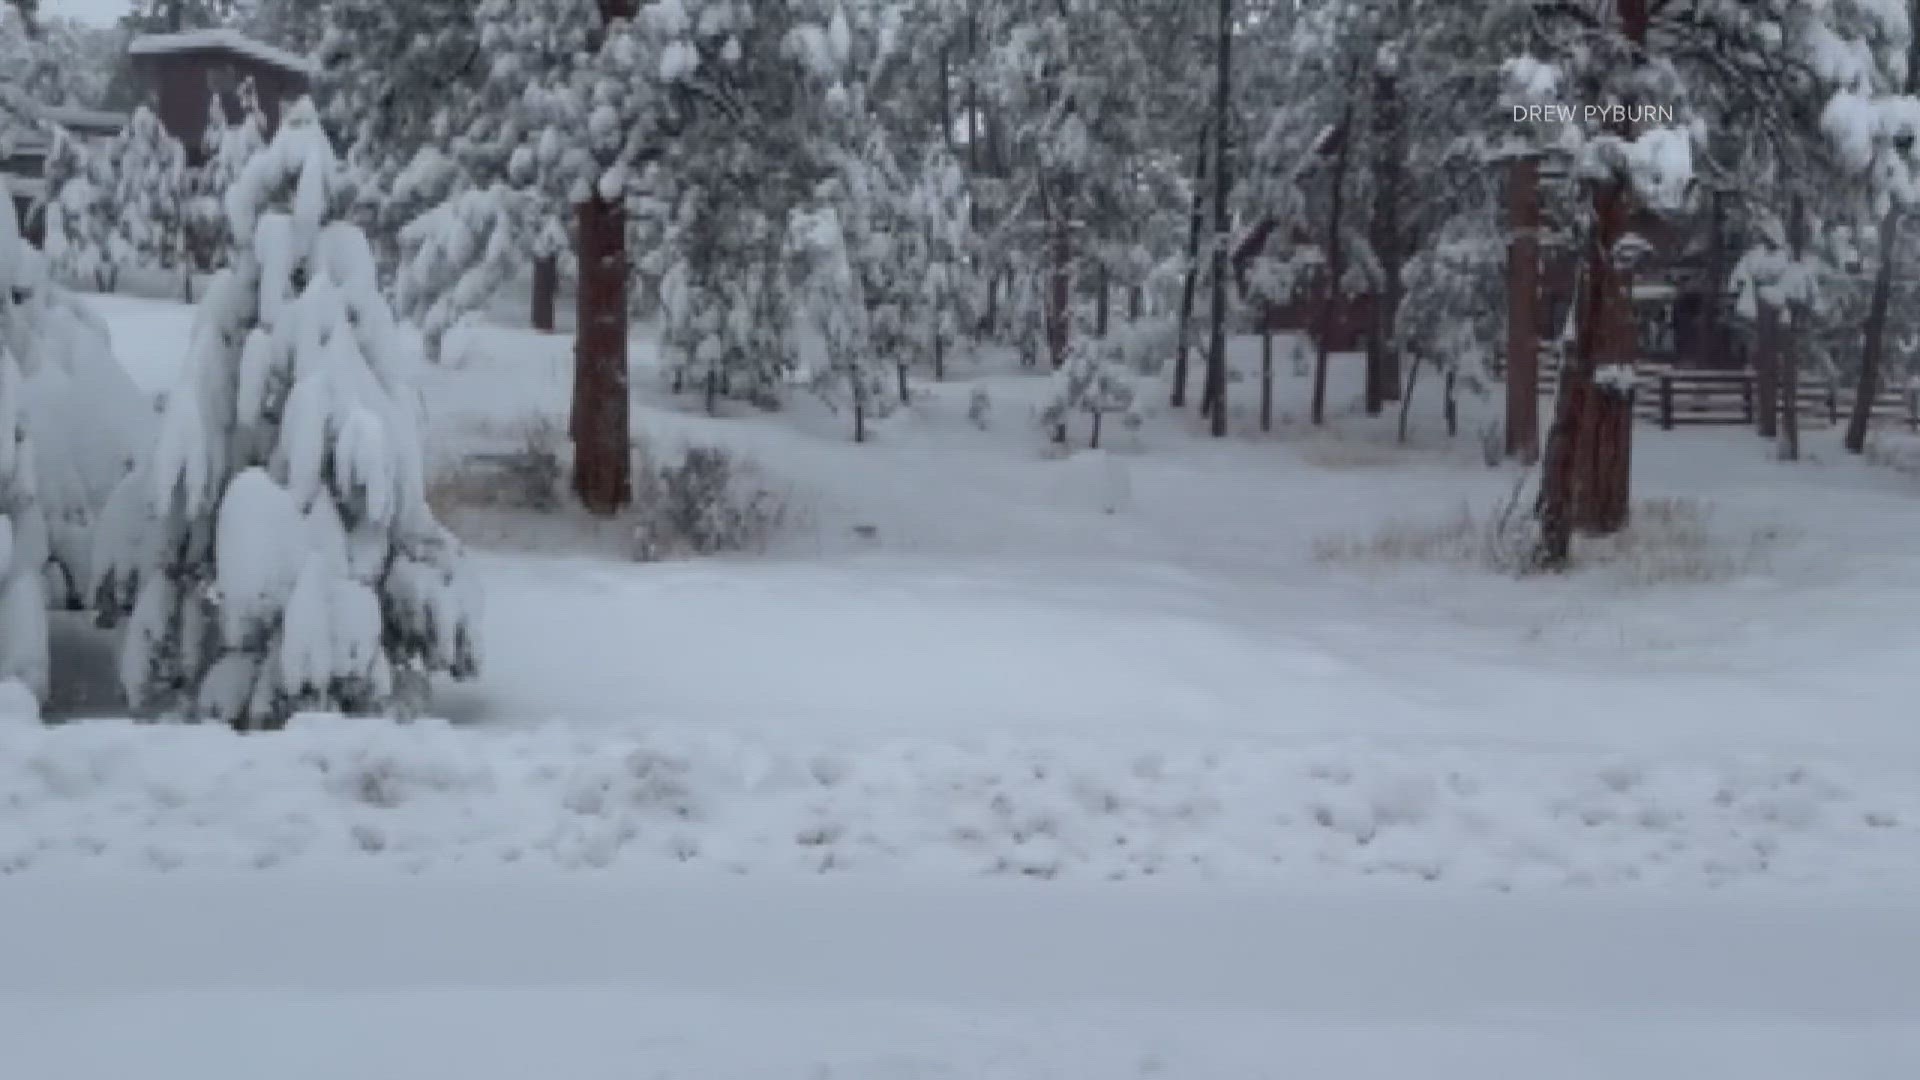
[1505,155,1540,462]
[1846,207,1900,452]
[1365,56,1405,414]
[1202,0,1234,439]
[1047,190,1071,369]
[1172,122,1210,408]
[1396,352,1422,444]
[1260,326,1274,431]
[1310,102,1355,427]
[933,328,946,382]
[531,253,558,332]
[1778,194,1808,462]
[1096,263,1109,338]
[1846,13,1916,451]
[1129,284,1143,322]
[1755,302,1780,438]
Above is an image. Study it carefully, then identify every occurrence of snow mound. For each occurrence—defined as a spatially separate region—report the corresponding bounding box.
[2,719,1916,887]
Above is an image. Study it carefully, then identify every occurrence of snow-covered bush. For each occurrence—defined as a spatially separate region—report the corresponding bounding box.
[631,444,787,562]
[190,81,269,271]
[0,243,154,606]
[111,106,193,296]
[41,129,124,293]
[1039,334,1143,449]
[0,196,49,701]
[90,99,482,730]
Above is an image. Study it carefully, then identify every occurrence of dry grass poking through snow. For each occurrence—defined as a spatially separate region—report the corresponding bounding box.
[1314,495,1786,587]
[428,414,791,561]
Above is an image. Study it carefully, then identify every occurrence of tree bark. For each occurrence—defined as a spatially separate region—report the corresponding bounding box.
[1364,57,1405,414]
[1846,11,1917,451]
[1755,302,1780,439]
[572,194,631,514]
[1778,194,1808,463]
[1310,103,1354,428]
[1505,155,1540,463]
[1260,326,1274,431]
[1171,122,1210,408]
[531,253,558,332]
[568,0,638,516]
[1846,207,1900,453]
[1046,191,1071,369]
[1202,0,1234,438]
[1095,262,1109,338]
[1535,0,1647,567]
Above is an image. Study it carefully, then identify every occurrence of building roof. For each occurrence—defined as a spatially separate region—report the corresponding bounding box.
[40,105,128,136]
[128,28,317,78]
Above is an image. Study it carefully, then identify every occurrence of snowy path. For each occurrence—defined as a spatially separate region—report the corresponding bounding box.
[3,879,1916,1078]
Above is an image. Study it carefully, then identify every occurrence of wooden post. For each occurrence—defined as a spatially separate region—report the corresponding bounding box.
[1659,374,1673,430]
[1505,155,1540,462]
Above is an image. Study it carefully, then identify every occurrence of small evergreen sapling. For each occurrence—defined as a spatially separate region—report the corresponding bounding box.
[1040,332,1144,449]
[91,100,481,730]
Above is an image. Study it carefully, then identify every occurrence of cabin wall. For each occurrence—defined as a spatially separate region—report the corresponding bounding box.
[131,50,310,166]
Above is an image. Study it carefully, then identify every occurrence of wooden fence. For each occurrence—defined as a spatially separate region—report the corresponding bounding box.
[1535,366,1920,432]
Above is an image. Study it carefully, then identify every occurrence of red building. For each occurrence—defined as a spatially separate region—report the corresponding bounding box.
[127,29,314,165]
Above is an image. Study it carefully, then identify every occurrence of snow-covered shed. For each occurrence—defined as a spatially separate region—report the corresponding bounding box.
[127,29,314,167]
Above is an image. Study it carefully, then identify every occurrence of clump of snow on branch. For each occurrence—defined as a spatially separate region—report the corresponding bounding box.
[0,196,49,702]
[91,99,481,730]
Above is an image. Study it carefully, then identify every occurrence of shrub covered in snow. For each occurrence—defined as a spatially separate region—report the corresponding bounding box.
[90,99,481,730]
[0,244,154,607]
[632,443,787,562]
[0,196,49,701]
[1039,334,1144,450]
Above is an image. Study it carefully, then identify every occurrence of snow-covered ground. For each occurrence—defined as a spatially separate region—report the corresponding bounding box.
[13,293,1919,1076]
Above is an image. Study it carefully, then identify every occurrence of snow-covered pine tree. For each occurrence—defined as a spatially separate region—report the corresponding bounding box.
[41,127,122,292]
[91,99,481,730]
[1040,327,1143,450]
[0,193,50,702]
[0,236,154,610]
[190,80,267,271]
[112,105,193,298]
[789,200,891,443]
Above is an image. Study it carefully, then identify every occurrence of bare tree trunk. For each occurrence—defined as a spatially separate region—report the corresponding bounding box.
[531,253,558,332]
[1095,262,1109,337]
[568,0,640,515]
[1535,0,1647,567]
[572,194,632,514]
[1046,193,1071,369]
[1202,0,1234,439]
[1778,195,1808,462]
[1310,102,1354,427]
[1396,352,1422,444]
[1364,56,1405,414]
[1129,284,1143,322]
[1172,123,1210,408]
[1755,302,1780,438]
[1847,208,1900,453]
[1505,155,1541,462]
[1260,326,1274,431]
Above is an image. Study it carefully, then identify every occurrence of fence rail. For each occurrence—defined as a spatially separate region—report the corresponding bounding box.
[1533,366,1919,432]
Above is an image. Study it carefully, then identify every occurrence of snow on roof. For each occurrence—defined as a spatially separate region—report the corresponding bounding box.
[128,29,317,78]
[41,105,127,134]
[4,176,45,199]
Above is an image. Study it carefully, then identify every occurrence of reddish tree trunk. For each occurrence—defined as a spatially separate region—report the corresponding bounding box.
[572,195,631,514]
[1047,212,1071,368]
[1505,155,1540,463]
[531,254,558,332]
[1311,103,1354,427]
[1535,0,1647,566]
[1171,123,1210,408]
